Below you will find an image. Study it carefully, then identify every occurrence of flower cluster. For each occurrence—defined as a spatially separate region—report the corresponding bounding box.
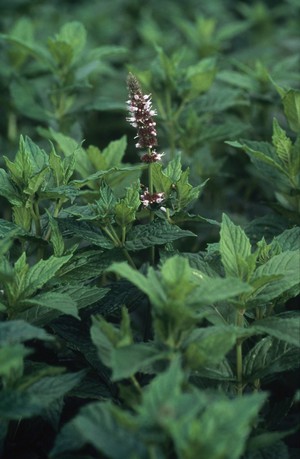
[126,73,163,162]
[140,189,165,208]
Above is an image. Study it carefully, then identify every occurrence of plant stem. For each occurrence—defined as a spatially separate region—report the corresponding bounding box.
[236,308,245,396]
[105,223,137,269]
[32,201,42,237]
[148,158,155,265]
[130,375,142,394]
[44,199,63,242]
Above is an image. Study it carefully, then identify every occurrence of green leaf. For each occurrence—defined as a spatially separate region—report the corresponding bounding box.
[197,87,249,113]
[115,181,141,228]
[111,343,167,381]
[173,393,267,459]
[273,227,300,251]
[190,274,253,305]
[252,315,300,347]
[0,169,22,205]
[47,211,65,256]
[152,162,173,195]
[282,89,300,133]
[125,220,195,251]
[58,219,114,249]
[175,168,204,210]
[55,283,108,309]
[23,292,79,319]
[92,183,117,224]
[54,21,86,58]
[101,136,127,168]
[10,80,53,122]
[186,58,216,97]
[0,371,85,420]
[50,402,146,459]
[184,325,237,368]
[41,184,80,203]
[0,320,53,345]
[217,70,258,91]
[250,250,300,302]
[227,140,288,177]
[12,206,32,232]
[272,118,293,164]
[137,358,184,424]
[108,262,151,302]
[0,344,30,379]
[46,128,91,178]
[164,154,182,183]
[0,218,26,238]
[24,166,49,195]
[20,254,72,299]
[244,337,299,381]
[220,213,252,280]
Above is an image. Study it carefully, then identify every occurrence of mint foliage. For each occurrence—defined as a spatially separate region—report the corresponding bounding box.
[1,4,300,458]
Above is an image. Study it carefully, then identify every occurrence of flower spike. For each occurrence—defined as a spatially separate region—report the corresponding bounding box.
[127,73,162,160]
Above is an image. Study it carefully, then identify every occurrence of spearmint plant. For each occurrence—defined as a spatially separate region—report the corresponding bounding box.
[0,4,300,459]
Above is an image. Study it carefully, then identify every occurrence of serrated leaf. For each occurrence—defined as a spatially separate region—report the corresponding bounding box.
[111,343,167,381]
[175,168,204,210]
[186,58,216,97]
[20,254,72,299]
[58,219,114,249]
[92,183,117,224]
[0,218,26,238]
[24,166,49,195]
[0,169,22,205]
[0,32,50,64]
[50,401,146,459]
[47,211,65,256]
[137,358,184,423]
[272,118,292,164]
[0,320,53,345]
[152,162,173,195]
[101,136,127,168]
[282,89,300,133]
[227,140,288,177]
[108,262,152,301]
[46,128,91,178]
[11,80,52,122]
[125,220,195,251]
[164,154,182,182]
[0,344,30,379]
[252,315,300,347]
[23,292,79,319]
[250,250,300,302]
[220,213,252,280]
[0,371,85,420]
[197,87,249,113]
[244,337,299,381]
[177,393,267,459]
[12,206,32,232]
[184,326,237,368]
[55,283,109,309]
[41,184,80,202]
[53,21,86,59]
[190,274,253,305]
[273,227,300,251]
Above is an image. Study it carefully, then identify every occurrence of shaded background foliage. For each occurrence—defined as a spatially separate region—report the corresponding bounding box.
[0,1,299,458]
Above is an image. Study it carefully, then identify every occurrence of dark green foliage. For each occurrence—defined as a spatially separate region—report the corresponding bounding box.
[0,1,299,458]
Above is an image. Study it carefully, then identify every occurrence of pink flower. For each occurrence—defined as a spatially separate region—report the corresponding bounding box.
[140,189,165,208]
[141,150,165,163]
[127,73,163,160]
